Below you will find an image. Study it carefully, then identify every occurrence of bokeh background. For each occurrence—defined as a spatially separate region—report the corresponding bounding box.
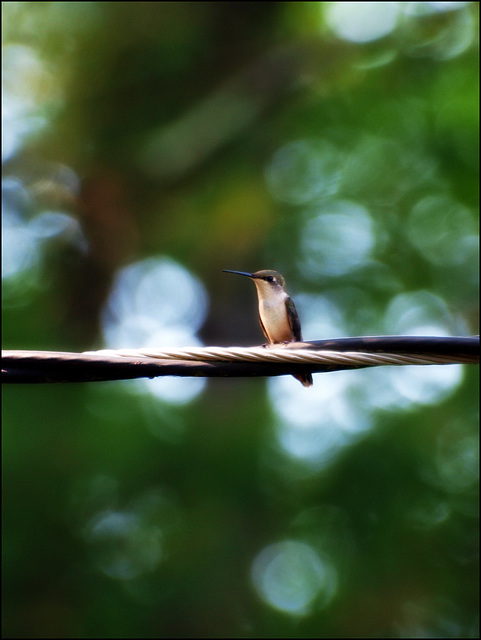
[2,2,479,638]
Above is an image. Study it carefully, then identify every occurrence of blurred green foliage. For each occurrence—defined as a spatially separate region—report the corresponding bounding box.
[2,2,479,638]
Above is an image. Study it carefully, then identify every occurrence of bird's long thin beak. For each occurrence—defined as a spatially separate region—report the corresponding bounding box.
[223,269,255,278]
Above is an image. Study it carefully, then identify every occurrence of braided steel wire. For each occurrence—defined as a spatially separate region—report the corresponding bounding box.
[3,336,478,384]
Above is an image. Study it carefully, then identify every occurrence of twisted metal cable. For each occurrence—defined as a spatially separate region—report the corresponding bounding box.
[83,345,475,366]
[2,336,478,383]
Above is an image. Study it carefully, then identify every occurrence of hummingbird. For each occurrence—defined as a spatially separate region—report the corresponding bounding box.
[223,269,313,387]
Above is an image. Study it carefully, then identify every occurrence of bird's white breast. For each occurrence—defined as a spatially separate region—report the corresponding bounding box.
[258,291,292,343]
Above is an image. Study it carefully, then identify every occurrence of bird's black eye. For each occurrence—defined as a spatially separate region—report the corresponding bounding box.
[266,276,274,283]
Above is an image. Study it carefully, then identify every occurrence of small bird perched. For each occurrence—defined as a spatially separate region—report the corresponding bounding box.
[223,269,313,387]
